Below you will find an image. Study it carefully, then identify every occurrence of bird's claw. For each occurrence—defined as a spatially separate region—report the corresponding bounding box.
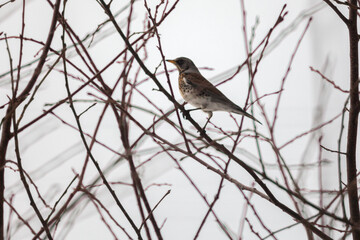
[182,109,190,119]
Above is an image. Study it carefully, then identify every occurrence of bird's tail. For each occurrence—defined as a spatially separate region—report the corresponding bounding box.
[233,108,262,125]
[244,111,262,125]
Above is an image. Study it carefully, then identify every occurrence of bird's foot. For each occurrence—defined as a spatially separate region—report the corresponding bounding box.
[182,109,190,119]
[182,107,202,119]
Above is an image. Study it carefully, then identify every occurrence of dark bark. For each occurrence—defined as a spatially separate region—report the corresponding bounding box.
[0,0,61,238]
[346,0,360,239]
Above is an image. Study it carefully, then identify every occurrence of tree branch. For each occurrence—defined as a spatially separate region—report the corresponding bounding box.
[0,0,61,238]
[322,0,350,25]
[345,0,360,239]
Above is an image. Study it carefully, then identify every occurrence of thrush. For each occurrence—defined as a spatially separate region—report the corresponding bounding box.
[166,57,261,130]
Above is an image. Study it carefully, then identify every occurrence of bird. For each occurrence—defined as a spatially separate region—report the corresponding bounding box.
[166,57,261,131]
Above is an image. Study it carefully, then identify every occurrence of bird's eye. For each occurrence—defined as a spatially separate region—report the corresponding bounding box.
[177,59,184,65]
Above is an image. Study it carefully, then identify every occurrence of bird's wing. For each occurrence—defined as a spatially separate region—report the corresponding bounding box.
[183,72,230,101]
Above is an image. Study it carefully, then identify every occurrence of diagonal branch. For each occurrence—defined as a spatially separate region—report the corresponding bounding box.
[322,0,349,25]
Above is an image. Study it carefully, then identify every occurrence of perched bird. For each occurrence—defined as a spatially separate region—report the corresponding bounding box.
[166,57,261,130]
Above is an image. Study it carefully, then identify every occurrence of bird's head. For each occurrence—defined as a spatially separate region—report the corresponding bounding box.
[166,57,200,74]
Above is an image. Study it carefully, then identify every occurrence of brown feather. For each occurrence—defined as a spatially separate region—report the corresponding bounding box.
[181,72,229,100]
[182,72,245,111]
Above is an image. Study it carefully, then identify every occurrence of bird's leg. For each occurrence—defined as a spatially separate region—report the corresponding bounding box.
[200,111,213,134]
[182,107,201,119]
[188,108,201,112]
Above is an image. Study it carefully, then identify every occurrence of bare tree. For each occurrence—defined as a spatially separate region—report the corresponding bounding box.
[0,0,358,239]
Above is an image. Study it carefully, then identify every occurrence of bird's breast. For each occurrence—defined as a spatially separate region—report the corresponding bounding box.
[178,75,210,109]
[179,75,194,99]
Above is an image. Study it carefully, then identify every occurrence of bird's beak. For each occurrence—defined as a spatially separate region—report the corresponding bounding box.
[166,59,176,65]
